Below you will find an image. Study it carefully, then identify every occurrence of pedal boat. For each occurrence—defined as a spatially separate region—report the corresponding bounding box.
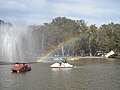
[11,65,31,73]
[50,62,73,68]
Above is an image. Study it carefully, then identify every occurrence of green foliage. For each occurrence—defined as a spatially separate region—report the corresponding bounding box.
[28,17,120,56]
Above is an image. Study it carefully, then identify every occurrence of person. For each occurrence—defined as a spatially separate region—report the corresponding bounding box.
[62,60,64,63]
[22,63,25,67]
[62,60,67,63]
[25,65,28,68]
[64,60,67,63]
[22,63,28,69]
[15,62,20,67]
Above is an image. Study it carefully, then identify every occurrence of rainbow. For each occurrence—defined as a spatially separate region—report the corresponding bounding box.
[37,34,81,62]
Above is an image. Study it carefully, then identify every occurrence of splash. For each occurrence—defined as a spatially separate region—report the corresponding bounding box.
[0,26,24,62]
[0,24,46,62]
[37,34,81,62]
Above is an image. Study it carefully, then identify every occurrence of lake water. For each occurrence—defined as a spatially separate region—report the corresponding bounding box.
[0,58,120,90]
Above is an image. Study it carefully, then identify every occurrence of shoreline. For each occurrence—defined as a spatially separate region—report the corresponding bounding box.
[75,56,103,59]
[36,56,119,62]
[37,56,103,59]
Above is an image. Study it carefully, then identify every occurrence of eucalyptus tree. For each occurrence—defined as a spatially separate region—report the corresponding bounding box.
[74,20,89,55]
[97,23,120,53]
[49,17,81,56]
[27,17,120,56]
[85,24,98,56]
[109,23,120,53]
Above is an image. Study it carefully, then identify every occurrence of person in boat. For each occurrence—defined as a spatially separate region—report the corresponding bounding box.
[15,62,20,67]
[64,60,67,63]
[62,60,67,63]
[22,63,28,69]
[22,63,26,67]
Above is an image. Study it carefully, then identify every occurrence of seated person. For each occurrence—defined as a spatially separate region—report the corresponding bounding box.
[22,63,28,69]
[62,60,67,63]
[64,60,67,63]
[15,62,20,67]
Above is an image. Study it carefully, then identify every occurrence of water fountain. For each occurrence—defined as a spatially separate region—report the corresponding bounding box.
[0,25,24,62]
[0,22,46,62]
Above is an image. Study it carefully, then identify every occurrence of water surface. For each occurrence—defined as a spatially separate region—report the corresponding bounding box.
[0,58,120,90]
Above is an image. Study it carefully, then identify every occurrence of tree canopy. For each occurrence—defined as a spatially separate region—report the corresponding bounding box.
[28,17,120,56]
[1,17,120,56]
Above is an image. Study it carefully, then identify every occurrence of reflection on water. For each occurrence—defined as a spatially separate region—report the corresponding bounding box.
[0,58,120,90]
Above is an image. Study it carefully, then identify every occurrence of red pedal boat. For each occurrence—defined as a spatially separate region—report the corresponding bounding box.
[11,64,31,73]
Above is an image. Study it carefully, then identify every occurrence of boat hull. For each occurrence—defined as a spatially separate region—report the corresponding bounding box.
[50,63,73,68]
[11,66,31,73]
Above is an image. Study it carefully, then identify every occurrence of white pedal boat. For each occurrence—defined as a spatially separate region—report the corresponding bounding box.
[50,62,73,68]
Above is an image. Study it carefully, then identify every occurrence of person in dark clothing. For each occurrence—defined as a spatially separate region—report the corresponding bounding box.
[64,60,67,63]
[22,63,28,69]
[62,60,67,63]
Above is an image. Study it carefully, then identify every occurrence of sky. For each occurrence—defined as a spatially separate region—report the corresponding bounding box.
[0,0,120,27]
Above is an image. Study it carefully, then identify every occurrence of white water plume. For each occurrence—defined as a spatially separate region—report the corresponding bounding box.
[0,26,24,62]
[0,24,46,62]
